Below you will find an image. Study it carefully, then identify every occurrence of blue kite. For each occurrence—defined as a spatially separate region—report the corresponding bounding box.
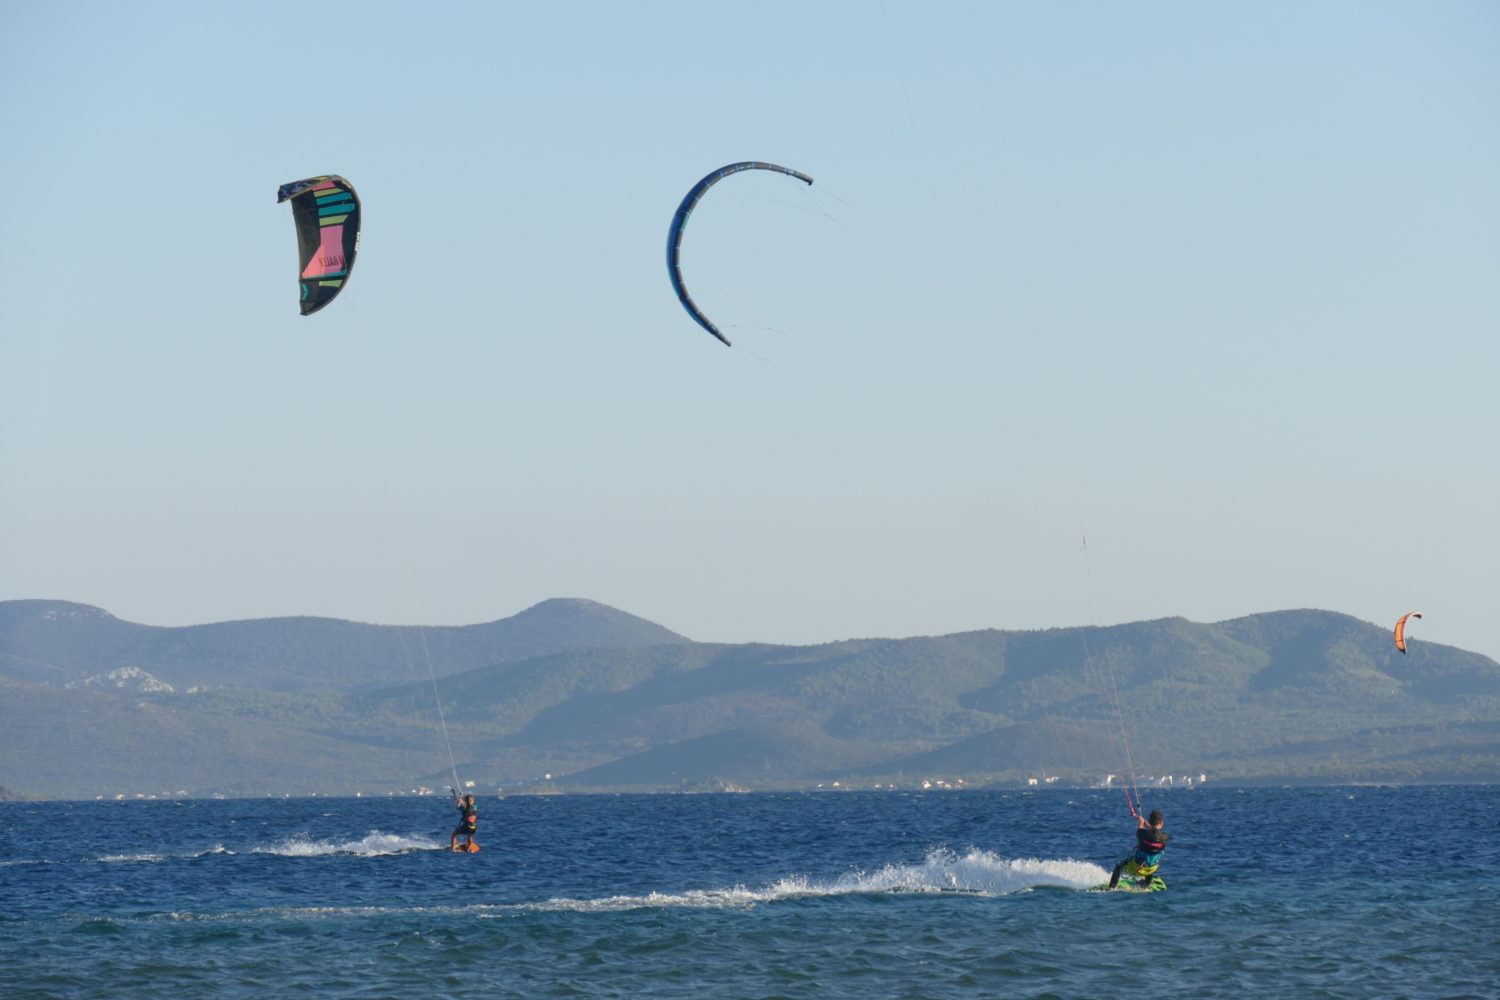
[666,162,814,346]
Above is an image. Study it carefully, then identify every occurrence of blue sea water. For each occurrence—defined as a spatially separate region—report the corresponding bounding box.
[3,786,1497,999]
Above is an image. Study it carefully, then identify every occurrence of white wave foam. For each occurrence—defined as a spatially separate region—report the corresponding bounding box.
[251,830,440,857]
[752,848,1109,898]
[90,833,438,863]
[136,852,1112,923]
[511,887,769,914]
[834,848,1110,895]
[504,849,1111,915]
[98,845,234,863]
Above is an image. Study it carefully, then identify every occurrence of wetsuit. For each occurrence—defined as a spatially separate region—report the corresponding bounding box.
[1109,824,1168,888]
[453,802,477,837]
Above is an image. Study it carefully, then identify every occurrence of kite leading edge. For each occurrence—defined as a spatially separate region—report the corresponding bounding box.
[666,161,814,346]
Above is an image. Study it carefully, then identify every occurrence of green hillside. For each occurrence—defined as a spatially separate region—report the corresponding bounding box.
[2,603,1496,798]
[0,598,688,692]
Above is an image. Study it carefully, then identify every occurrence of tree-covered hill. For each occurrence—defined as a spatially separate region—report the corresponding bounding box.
[0,598,688,692]
[2,602,1496,798]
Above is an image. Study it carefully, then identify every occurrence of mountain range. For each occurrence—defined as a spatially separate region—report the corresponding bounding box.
[2,599,1496,799]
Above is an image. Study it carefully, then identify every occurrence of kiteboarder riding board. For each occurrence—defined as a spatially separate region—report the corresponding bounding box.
[450,793,479,853]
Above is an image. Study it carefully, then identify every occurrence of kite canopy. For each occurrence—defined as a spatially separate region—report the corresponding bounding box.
[666,161,814,346]
[277,175,361,316]
[1394,611,1423,653]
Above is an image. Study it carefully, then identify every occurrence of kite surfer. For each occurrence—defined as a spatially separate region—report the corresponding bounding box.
[1108,809,1168,889]
[450,793,479,853]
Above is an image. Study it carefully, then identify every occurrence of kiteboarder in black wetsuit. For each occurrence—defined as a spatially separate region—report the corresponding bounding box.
[1108,809,1168,889]
[450,793,478,852]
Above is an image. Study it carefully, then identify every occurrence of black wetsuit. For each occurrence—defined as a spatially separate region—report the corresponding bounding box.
[453,802,477,837]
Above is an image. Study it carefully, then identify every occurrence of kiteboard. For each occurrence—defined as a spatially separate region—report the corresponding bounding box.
[1092,876,1165,893]
[451,843,480,854]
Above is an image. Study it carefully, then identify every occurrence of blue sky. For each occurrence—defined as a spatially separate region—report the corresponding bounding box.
[3,1,1497,660]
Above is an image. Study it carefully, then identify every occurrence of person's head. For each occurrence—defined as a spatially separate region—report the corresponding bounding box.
[1147,809,1163,827]
[464,794,474,804]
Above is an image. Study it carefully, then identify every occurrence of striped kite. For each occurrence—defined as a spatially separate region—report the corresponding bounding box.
[278,175,361,315]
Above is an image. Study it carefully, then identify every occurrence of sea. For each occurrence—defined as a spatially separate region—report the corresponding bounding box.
[2,785,1496,999]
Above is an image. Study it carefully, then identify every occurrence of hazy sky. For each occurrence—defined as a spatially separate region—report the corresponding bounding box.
[3,1,1496,660]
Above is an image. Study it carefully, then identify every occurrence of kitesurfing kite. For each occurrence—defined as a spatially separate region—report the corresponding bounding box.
[666,161,814,346]
[277,175,361,315]
[1394,611,1423,653]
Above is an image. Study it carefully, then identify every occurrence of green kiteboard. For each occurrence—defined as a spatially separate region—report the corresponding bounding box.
[1092,876,1166,893]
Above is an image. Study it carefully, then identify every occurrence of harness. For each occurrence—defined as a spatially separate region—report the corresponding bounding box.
[1129,829,1166,871]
